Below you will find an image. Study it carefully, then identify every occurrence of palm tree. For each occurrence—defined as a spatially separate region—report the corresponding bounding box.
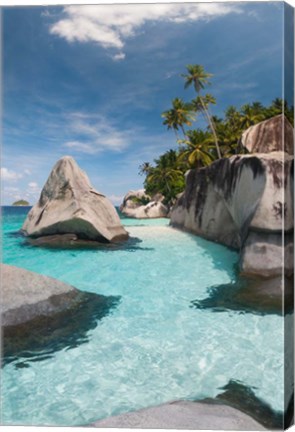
[147,166,183,197]
[138,162,152,176]
[178,129,214,169]
[181,65,221,158]
[269,98,284,116]
[144,149,186,202]
[240,104,265,129]
[162,98,195,138]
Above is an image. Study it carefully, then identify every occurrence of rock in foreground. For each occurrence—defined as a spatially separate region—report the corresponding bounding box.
[1,264,119,364]
[91,400,265,430]
[22,156,128,244]
[120,189,168,218]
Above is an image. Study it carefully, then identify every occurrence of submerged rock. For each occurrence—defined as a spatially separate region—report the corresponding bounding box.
[120,189,168,218]
[171,151,293,277]
[1,264,120,364]
[22,156,128,244]
[240,114,294,155]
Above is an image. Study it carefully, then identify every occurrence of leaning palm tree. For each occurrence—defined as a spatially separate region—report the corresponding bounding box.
[162,98,195,138]
[181,65,221,158]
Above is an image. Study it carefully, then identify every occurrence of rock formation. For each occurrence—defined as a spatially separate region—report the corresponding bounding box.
[91,400,266,430]
[240,114,294,155]
[1,263,92,327]
[22,156,128,244]
[120,189,168,218]
[1,263,119,363]
[170,151,293,277]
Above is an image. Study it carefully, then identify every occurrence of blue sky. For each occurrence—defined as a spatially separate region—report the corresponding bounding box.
[1,2,287,205]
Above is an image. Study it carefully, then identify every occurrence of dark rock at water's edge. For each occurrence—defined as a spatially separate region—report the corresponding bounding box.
[25,233,110,248]
[22,232,153,252]
[22,156,128,245]
[171,151,294,278]
[200,379,291,430]
[3,292,120,367]
[240,114,294,155]
[1,264,120,366]
[191,275,293,316]
[120,189,168,218]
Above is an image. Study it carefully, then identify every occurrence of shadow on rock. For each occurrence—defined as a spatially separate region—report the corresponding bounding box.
[191,275,293,316]
[2,292,120,368]
[200,379,292,430]
[21,233,154,253]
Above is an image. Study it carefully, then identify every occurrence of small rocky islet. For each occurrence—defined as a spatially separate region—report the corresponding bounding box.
[1,113,293,429]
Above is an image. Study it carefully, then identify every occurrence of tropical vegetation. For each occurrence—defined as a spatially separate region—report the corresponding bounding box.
[140,64,294,206]
[12,200,30,206]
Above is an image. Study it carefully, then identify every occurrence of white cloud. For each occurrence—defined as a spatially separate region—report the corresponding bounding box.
[63,112,134,154]
[64,141,98,154]
[24,169,31,175]
[0,167,23,181]
[112,52,126,61]
[49,4,241,57]
[28,182,38,189]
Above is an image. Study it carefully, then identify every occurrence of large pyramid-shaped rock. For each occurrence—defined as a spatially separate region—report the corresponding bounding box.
[22,156,128,243]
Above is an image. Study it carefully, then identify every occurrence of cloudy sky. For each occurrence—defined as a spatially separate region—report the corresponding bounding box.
[1,2,288,205]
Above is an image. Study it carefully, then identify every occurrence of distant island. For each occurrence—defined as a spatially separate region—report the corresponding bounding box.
[12,200,30,206]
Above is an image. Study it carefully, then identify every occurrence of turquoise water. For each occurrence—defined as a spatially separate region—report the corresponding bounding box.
[1,207,284,426]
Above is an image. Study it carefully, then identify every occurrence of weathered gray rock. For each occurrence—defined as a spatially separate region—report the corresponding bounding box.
[2,263,92,327]
[120,189,151,210]
[241,114,294,155]
[171,152,294,277]
[90,400,265,430]
[1,263,119,363]
[240,231,294,278]
[22,156,128,243]
[120,189,168,218]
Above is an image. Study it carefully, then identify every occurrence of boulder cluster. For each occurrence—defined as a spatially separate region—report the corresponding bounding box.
[171,115,294,278]
[120,189,168,218]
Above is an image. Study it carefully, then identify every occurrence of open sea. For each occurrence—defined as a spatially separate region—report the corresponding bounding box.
[1,206,285,426]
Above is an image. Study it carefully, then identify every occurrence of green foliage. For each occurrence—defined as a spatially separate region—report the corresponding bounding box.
[140,64,294,205]
[162,98,195,137]
[144,150,185,204]
[12,200,30,206]
[130,196,151,206]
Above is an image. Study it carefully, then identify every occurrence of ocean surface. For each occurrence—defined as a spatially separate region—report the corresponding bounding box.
[1,206,284,426]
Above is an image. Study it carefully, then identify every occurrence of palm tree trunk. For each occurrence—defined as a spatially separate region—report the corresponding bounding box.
[200,97,222,159]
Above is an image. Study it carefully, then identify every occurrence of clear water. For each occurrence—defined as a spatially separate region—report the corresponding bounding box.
[1,206,284,426]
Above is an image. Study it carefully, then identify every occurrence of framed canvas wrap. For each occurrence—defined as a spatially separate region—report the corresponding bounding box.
[0,1,294,430]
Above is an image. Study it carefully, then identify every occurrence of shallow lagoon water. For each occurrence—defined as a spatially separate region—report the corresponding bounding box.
[1,206,284,426]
